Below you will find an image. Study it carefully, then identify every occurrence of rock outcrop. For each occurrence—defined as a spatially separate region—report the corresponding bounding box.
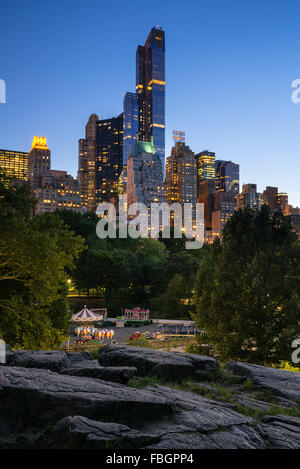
[60,365,137,384]
[5,349,93,372]
[227,362,300,404]
[98,345,218,380]
[1,346,300,449]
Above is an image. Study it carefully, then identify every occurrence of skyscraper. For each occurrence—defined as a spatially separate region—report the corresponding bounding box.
[123,92,138,166]
[136,27,165,172]
[123,92,138,189]
[236,184,263,210]
[212,191,235,238]
[165,141,197,206]
[215,160,239,195]
[28,136,51,189]
[127,139,165,209]
[0,149,28,185]
[196,150,216,193]
[78,114,99,212]
[95,113,123,204]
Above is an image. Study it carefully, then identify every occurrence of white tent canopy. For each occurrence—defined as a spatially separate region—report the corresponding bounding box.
[71,306,103,323]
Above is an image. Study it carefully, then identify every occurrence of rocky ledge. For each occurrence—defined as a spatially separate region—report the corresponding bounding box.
[1,344,300,449]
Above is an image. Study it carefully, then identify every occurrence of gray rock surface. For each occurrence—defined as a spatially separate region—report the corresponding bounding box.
[227,362,300,404]
[39,416,159,449]
[1,346,300,449]
[60,365,137,384]
[0,366,173,435]
[258,415,300,449]
[4,349,93,372]
[99,345,218,380]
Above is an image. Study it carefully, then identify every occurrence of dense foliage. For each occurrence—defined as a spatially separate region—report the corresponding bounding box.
[0,181,84,349]
[55,210,206,317]
[193,206,300,365]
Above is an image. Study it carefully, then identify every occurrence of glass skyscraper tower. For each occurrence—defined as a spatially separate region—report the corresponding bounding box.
[123,92,138,167]
[136,27,165,173]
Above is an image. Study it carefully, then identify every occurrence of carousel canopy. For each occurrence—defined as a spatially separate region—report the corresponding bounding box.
[71,306,103,322]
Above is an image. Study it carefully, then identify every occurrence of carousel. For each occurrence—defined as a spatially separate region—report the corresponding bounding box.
[71,306,114,344]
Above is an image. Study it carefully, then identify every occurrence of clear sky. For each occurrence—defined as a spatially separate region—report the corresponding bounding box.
[1,0,300,206]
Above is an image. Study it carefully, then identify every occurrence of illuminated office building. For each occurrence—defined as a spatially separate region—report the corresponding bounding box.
[78,114,99,212]
[165,141,197,206]
[136,27,165,172]
[196,150,216,193]
[215,160,239,194]
[95,113,123,204]
[0,149,28,185]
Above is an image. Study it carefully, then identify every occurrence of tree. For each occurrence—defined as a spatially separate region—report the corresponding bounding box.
[0,182,85,349]
[161,273,195,319]
[193,206,300,365]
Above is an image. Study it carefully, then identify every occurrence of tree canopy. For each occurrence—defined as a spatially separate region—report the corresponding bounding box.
[193,205,300,365]
[0,181,85,349]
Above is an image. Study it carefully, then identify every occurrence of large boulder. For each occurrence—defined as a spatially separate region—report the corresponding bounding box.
[60,365,137,384]
[98,345,218,380]
[227,362,300,404]
[4,349,93,372]
[0,366,173,437]
[258,415,300,449]
[39,416,159,449]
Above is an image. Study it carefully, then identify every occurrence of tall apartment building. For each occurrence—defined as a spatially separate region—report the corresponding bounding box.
[123,92,138,187]
[35,170,81,214]
[95,113,123,204]
[215,160,239,195]
[236,184,263,210]
[28,136,51,189]
[27,136,82,214]
[164,141,197,205]
[136,27,165,172]
[212,191,235,238]
[127,139,165,209]
[0,149,28,185]
[78,114,99,212]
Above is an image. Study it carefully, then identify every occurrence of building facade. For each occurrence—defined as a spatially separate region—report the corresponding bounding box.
[215,160,239,195]
[165,141,197,205]
[236,183,263,210]
[127,139,165,209]
[212,191,235,238]
[95,113,123,204]
[136,27,165,172]
[0,149,28,185]
[78,114,99,212]
[196,150,216,192]
[28,136,51,189]
[123,92,138,178]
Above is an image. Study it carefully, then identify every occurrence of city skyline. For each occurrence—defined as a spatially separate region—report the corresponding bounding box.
[1,0,300,206]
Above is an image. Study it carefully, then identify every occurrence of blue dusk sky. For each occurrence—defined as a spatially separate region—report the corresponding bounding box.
[0,0,300,206]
